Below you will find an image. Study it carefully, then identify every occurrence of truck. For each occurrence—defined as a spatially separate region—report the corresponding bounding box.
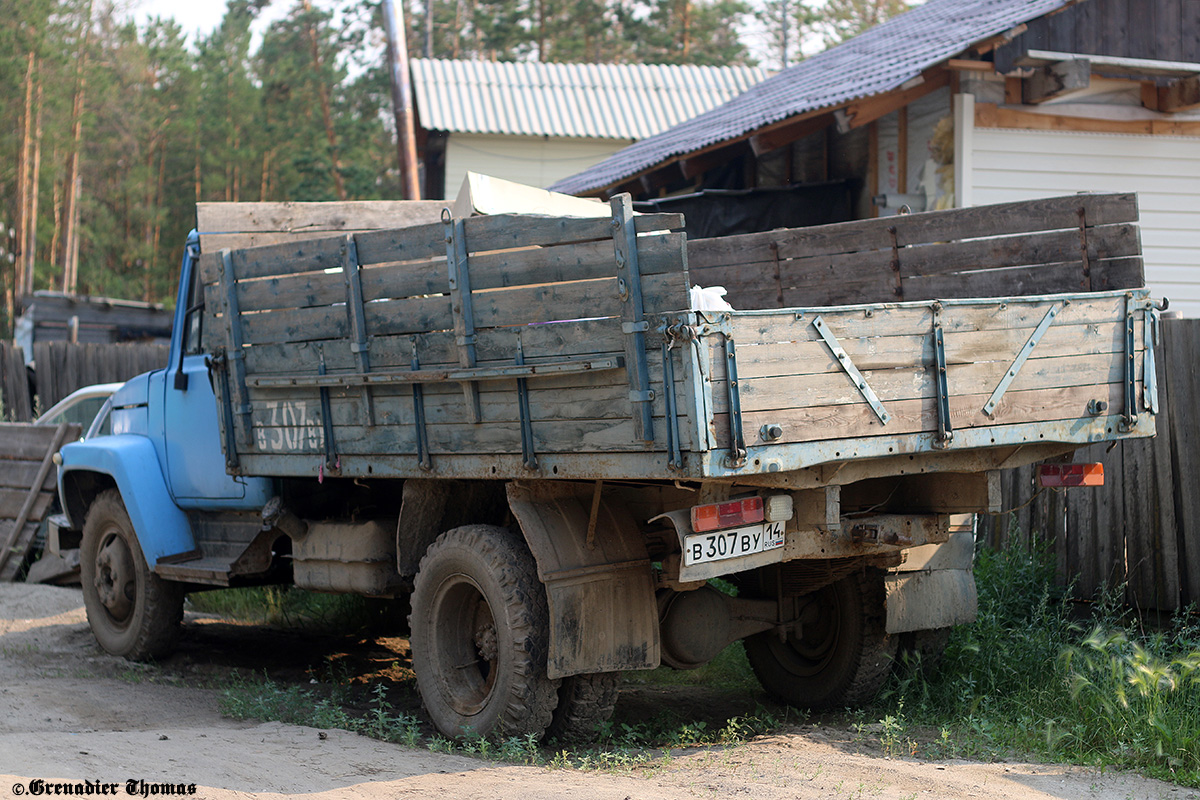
[55,189,1160,742]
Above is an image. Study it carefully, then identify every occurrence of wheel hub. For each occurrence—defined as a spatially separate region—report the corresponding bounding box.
[94,533,135,622]
[474,621,498,662]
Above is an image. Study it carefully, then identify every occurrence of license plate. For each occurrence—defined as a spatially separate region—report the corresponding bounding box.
[683,521,786,566]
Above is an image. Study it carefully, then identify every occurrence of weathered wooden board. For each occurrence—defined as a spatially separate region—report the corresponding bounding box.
[688,193,1141,308]
[196,200,448,252]
[0,460,56,491]
[715,381,1135,445]
[719,323,1138,382]
[239,318,631,376]
[687,193,1137,270]
[735,352,1135,415]
[0,421,79,581]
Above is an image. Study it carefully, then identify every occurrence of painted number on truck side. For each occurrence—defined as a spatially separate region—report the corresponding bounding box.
[254,400,323,451]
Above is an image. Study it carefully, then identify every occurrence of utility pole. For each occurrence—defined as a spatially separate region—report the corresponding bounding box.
[382,0,422,200]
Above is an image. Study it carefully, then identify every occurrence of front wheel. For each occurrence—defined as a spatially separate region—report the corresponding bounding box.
[409,525,559,739]
[80,489,184,660]
[744,570,896,709]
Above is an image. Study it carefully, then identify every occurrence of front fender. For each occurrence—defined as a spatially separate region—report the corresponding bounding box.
[58,435,195,568]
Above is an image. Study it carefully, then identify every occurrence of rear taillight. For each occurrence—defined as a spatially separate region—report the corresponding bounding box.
[691,497,764,532]
[1039,463,1105,487]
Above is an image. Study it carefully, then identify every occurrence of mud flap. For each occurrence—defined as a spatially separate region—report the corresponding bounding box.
[884,530,978,634]
[506,482,659,679]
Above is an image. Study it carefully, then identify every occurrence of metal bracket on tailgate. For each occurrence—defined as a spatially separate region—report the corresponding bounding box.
[1120,294,1138,432]
[811,315,891,425]
[982,303,1060,416]
[1144,307,1160,415]
[661,339,684,470]
[931,309,953,448]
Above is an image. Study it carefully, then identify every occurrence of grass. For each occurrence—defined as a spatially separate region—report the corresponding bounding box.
[871,537,1200,786]
[187,586,384,632]
[203,537,1200,785]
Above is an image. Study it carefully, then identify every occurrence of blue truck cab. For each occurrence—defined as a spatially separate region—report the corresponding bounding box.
[57,233,273,654]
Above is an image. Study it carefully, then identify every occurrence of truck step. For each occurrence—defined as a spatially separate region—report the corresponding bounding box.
[154,558,232,586]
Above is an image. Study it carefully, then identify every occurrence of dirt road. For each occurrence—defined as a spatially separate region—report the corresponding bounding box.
[0,584,1192,800]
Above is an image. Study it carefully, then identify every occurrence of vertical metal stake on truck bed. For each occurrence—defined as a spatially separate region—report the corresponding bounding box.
[515,333,538,470]
[443,211,482,423]
[661,340,683,469]
[931,308,953,448]
[1144,307,1160,415]
[219,249,254,448]
[341,234,375,427]
[610,194,655,443]
[723,335,746,468]
[1119,294,1138,432]
[317,345,339,471]
[410,336,432,471]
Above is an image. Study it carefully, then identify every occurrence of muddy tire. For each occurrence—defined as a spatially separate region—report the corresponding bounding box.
[744,570,896,709]
[545,672,621,745]
[80,489,184,661]
[410,525,559,740]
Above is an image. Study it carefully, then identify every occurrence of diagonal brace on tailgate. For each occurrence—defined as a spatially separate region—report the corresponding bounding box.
[982,303,1061,416]
[811,315,891,425]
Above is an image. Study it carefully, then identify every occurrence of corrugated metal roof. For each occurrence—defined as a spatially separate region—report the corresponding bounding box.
[411,59,770,140]
[550,0,1076,194]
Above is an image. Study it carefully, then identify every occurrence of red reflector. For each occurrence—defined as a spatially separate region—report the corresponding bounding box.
[1039,463,1105,488]
[691,496,765,532]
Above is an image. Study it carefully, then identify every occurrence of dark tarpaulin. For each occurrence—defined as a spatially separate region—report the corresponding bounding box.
[633,180,856,240]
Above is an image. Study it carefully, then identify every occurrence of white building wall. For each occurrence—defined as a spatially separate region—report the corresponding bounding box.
[444,134,634,198]
[971,128,1200,317]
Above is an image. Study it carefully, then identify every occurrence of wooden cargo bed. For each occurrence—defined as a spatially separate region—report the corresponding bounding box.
[198,193,1158,483]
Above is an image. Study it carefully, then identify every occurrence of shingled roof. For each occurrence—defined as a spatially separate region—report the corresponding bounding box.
[550,0,1075,195]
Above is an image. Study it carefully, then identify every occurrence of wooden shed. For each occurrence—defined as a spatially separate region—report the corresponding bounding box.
[553,0,1200,317]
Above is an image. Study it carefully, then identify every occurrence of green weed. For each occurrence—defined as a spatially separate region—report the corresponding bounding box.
[872,538,1200,787]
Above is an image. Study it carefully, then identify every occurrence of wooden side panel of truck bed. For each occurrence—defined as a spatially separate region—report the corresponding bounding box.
[198,193,1158,483]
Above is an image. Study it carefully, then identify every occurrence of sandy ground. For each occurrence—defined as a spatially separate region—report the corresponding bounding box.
[0,583,1196,800]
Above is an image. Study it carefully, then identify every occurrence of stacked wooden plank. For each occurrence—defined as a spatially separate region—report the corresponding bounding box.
[0,422,80,581]
[687,193,1142,308]
[198,209,692,478]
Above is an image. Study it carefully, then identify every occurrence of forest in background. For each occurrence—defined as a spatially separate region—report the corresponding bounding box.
[0,0,911,336]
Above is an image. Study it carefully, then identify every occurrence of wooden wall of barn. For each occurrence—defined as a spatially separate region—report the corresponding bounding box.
[980,317,1200,612]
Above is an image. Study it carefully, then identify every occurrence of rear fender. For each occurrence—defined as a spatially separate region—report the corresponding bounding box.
[506,481,660,679]
[58,435,195,568]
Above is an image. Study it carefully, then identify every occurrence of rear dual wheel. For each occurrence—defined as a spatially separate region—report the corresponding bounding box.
[410,525,620,742]
[410,525,559,739]
[744,570,896,709]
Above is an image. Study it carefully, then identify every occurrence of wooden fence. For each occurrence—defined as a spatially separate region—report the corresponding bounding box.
[981,317,1200,611]
[0,343,32,422]
[31,341,168,410]
[0,342,168,420]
